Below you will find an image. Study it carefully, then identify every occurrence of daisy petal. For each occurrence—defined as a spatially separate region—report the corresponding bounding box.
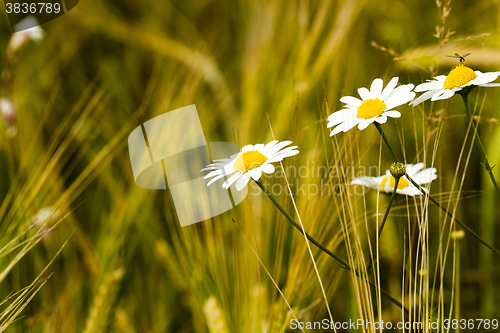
[397,188,417,196]
[327,109,352,127]
[388,83,414,98]
[405,163,424,177]
[409,89,438,106]
[261,164,275,174]
[358,87,370,100]
[471,72,500,85]
[343,117,362,131]
[207,173,226,186]
[385,92,416,110]
[330,124,344,136]
[271,146,297,155]
[260,141,279,155]
[431,89,455,101]
[235,173,251,191]
[384,110,401,118]
[380,77,399,100]
[340,96,363,106]
[266,140,292,156]
[250,168,262,181]
[266,150,299,163]
[242,144,254,152]
[374,114,387,124]
[370,78,384,98]
[223,172,241,189]
[412,168,437,184]
[358,118,374,130]
[414,80,443,92]
[479,83,500,87]
[203,169,223,178]
[330,117,360,135]
[262,140,278,151]
[351,176,383,189]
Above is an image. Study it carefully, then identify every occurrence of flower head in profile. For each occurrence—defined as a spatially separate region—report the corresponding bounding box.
[202,140,298,191]
[327,77,415,136]
[410,63,500,107]
[351,163,437,196]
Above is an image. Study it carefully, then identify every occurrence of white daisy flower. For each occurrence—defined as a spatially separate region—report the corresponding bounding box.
[351,163,437,196]
[409,65,500,106]
[327,77,415,136]
[202,140,299,191]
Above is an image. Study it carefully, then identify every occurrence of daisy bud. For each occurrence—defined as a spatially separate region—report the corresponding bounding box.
[389,162,406,178]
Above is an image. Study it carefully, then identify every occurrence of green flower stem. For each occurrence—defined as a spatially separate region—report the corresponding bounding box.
[375,124,500,255]
[405,174,500,255]
[452,231,465,325]
[378,176,399,239]
[254,179,408,312]
[374,123,400,161]
[460,92,500,199]
[254,179,347,266]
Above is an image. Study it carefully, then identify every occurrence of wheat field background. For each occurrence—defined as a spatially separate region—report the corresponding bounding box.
[1,0,500,332]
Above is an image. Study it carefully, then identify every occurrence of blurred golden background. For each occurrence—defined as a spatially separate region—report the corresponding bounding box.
[1,0,500,331]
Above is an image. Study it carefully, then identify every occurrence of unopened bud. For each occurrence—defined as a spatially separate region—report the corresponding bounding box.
[389,162,406,178]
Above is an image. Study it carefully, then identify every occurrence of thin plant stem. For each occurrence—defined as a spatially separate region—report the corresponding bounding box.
[452,231,464,330]
[374,123,400,161]
[379,177,400,239]
[375,123,500,255]
[405,174,500,255]
[254,179,347,267]
[460,92,500,198]
[254,179,408,312]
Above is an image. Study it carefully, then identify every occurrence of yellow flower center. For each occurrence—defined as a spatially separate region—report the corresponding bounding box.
[442,65,478,89]
[356,98,386,119]
[380,176,410,190]
[233,150,268,173]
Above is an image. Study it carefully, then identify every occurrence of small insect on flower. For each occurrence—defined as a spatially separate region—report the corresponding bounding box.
[410,53,500,106]
[351,163,437,196]
[446,52,471,65]
[201,140,299,191]
[327,77,415,136]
